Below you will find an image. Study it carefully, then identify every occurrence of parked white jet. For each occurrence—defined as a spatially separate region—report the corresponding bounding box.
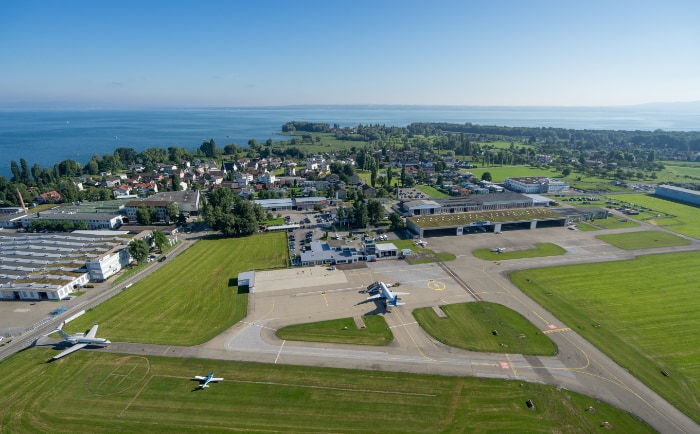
[193,372,224,389]
[365,281,409,307]
[51,321,111,360]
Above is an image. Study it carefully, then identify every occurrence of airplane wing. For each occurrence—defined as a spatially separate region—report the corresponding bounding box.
[193,376,207,380]
[209,377,223,382]
[53,343,88,360]
[392,292,410,296]
[86,324,99,339]
[365,294,382,301]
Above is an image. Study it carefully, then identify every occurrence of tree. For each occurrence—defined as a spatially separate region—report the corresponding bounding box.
[128,239,150,264]
[136,204,153,225]
[165,201,180,223]
[200,139,217,158]
[386,167,393,187]
[352,200,368,229]
[367,199,384,225]
[389,212,405,230]
[562,168,571,177]
[481,172,492,182]
[152,230,168,252]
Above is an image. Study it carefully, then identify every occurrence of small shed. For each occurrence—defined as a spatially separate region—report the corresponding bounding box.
[237,271,256,292]
[376,243,398,257]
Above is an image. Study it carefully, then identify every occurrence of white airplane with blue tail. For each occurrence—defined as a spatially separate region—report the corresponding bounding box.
[193,372,224,389]
[365,282,409,307]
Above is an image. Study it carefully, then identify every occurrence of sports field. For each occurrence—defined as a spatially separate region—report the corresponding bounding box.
[0,349,655,433]
[64,232,288,345]
[511,251,700,423]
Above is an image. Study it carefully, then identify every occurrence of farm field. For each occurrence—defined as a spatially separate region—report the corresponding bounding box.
[276,316,393,345]
[596,230,691,250]
[510,251,700,424]
[472,243,566,261]
[413,302,557,356]
[607,193,700,239]
[0,349,655,433]
[64,232,288,346]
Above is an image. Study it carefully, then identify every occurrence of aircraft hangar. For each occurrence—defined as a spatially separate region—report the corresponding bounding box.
[406,207,608,238]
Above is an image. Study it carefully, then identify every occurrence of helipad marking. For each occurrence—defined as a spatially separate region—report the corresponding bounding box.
[547,324,557,329]
[499,362,510,369]
[427,280,446,291]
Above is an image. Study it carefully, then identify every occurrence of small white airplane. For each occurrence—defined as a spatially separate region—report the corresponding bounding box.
[365,281,409,307]
[492,247,506,253]
[193,372,224,389]
[51,321,111,360]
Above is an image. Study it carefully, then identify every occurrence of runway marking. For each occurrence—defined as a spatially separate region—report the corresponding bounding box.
[427,280,446,291]
[274,340,286,364]
[393,309,436,361]
[321,292,329,306]
[389,322,417,329]
[499,362,509,370]
[505,354,518,376]
[547,324,557,329]
[543,327,571,334]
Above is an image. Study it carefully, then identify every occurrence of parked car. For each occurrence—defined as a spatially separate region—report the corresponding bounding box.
[158,256,167,262]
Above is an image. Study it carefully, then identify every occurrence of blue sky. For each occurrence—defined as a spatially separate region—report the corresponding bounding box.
[1,0,699,108]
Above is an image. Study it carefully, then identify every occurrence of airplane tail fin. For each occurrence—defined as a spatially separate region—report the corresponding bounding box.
[54,321,70,340]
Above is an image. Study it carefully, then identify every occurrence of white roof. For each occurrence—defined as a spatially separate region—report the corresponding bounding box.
[376,243,398,252]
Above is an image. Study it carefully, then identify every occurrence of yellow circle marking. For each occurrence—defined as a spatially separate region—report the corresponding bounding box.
[427,280,446,291]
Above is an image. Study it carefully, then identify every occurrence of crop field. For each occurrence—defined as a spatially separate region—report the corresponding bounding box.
[64,232,288,346]
[276,316,393,345]
[0,349,655,433]
[414,302,557,356]
[607,193,700,239]
[472,243,566,261]
[596,230,691,250]
[510,251,700,423]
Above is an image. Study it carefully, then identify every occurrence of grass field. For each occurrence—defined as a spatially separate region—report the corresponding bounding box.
[596,230,691,250]
[414,184,449,198]
[581,216,640,230]
[473,243,566,261]
[414,302,558,356]
[64,232,288,346]
[607,193,700,239]
[0,349,655,433]
[467,165,559,182]
[378,239,456,264]
[276,316,393,345]
[510,251,700,423]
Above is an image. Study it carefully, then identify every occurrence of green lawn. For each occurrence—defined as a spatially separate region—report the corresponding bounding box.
[473,243,566,261]
[596,230,690,250]
[510,251,700,423]
[414,184,449,198]
[413,302,557,356]
[0,349,655,433]
[467,165,560,182]
[583,216,640,230]
[607,193,700,239]
[378,239,456,264]
[65,232,288,346]
[276,316,393,345]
